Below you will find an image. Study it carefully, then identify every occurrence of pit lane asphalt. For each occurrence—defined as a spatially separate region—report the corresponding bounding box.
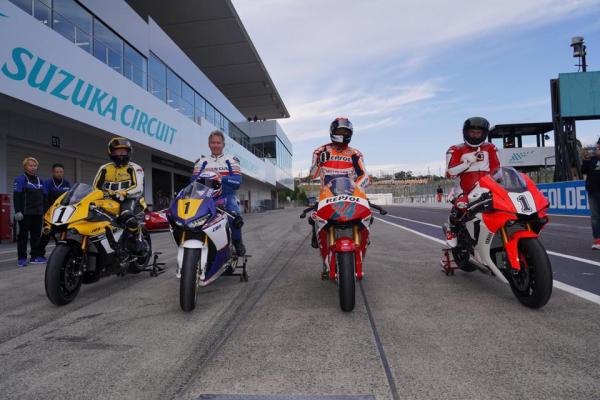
[0,208,598,400]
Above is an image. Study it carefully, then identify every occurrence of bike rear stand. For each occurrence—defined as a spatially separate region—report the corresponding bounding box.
[441,248,459,276]
[222,254,250,282]
[144,252,166,277]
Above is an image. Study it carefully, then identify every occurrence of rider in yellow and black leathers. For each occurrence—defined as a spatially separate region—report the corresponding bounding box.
[93,137,145,250]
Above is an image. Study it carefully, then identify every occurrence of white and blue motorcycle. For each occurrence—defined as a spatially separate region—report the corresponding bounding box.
[167,172,248,312]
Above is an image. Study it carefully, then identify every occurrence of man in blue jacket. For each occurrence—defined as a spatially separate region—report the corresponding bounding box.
[191,130,245,256]
[39,163,72,258]
[13,157,47,267]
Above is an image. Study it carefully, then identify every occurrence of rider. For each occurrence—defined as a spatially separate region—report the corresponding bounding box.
[92,137,145,252]
[445,117,500,247]
[191,130,245,256]
[308,117,370,247]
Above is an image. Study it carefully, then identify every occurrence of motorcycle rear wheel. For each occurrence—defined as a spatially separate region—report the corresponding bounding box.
[45,243,82,306]
[508,238,553,309]
[337,252,356,312]
[180,248,201,312]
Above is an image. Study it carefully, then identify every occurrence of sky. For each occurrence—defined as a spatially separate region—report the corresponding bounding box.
[232,0,600,177]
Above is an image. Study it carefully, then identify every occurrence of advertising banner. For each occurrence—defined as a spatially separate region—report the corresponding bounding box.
[537,180,589,216]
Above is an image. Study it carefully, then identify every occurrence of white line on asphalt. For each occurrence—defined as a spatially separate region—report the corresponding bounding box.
[385,214,600,269]
[386,214,442,228]
[375,217,600,306]
[376,217,445,245]
[547,251,600,267]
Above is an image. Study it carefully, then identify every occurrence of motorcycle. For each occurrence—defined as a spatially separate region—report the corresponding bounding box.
[168,173,248,312]
[441,167,553,308]
[301,176,387,312]
[44,183,153,305]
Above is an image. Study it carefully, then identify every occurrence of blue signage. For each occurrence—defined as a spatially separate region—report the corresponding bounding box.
[537,180,590,216]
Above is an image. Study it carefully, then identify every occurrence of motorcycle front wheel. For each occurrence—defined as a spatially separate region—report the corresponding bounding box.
[508,238,553,309]
[45,243,83,306]
[180,248,201,312]
[337,252,356,312]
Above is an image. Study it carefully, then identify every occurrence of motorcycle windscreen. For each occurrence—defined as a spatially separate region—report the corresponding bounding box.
[494,167,528,193]
[325,176,355,195]
[61,183,93,205]
[178,181,215,200]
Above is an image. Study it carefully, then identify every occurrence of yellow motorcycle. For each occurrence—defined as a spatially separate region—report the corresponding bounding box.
[43,183,152,305]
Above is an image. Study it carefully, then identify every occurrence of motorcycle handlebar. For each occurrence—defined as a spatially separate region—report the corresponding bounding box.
[368,201,388,215]
[299,204,317,219]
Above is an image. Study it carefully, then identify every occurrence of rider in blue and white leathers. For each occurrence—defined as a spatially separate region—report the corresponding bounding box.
[191,130,245,256]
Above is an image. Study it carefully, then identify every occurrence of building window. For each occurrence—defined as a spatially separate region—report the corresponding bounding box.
[194,93,205,124]
[52,0,92,53]
[10,0,32,14]
[205,102,215,126]
[181,81,194,120]
[149,53,166,102]
[93,18,123,72]
[124,43,147,89]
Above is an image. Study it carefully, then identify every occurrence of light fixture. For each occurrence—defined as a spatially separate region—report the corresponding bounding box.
[571,36,587,72]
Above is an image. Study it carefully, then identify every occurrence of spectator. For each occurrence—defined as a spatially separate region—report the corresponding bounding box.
[581,140,600,250]
[39,163,72,258]
[13,157,47,267]
[436,185,444,203]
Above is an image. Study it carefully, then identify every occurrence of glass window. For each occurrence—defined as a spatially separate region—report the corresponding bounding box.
[10,0,33,14]
[194,92,205,124]
[52,0,92,53]
[33,0,51,25]
[166,68,182,111]
[123,43,146,89]
[149,53,166,102]
[93,19,122,72]
[205,102,215,126]
[181,82,194,120]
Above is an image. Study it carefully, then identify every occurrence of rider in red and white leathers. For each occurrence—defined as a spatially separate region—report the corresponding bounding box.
[445,117,500,247]
[308,117,370,247]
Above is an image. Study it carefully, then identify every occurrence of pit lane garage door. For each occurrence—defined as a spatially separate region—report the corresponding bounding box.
[6,139,76,209]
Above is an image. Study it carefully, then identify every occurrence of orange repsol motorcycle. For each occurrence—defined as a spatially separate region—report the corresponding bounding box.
[301,176,386,312]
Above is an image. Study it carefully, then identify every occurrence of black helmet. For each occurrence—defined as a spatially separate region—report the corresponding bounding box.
[108,137,132,166]
[330,117,353,145]
[463,117,490,147]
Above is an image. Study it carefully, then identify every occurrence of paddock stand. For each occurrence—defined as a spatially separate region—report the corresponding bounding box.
[143,252,166,277]
[222,254,250,282]
[440,248,459,276]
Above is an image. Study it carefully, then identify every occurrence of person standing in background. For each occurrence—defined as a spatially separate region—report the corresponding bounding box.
[13,157,47,267]
[581,139,600,250]
[436,185,444,203]
[38,163,72,258]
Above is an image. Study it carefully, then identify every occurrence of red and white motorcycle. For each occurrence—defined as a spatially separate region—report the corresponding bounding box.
[442,167,553,309]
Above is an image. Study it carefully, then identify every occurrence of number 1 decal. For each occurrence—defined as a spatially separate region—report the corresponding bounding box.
[184,201,191,214]
[516,195,532,212]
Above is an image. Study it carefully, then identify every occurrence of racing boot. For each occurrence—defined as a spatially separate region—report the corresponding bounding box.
[233,239,246,257]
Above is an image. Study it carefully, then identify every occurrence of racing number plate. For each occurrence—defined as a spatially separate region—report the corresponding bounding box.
[52,205,76,224]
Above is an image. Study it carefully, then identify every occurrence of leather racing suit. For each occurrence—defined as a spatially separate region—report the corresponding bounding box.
[191,153,243,247]
[445,142,501,240]
[92,161,145,234]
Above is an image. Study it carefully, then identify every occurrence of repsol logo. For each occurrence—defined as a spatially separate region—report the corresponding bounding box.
[325,195,360,204]
[1,47,177,145]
